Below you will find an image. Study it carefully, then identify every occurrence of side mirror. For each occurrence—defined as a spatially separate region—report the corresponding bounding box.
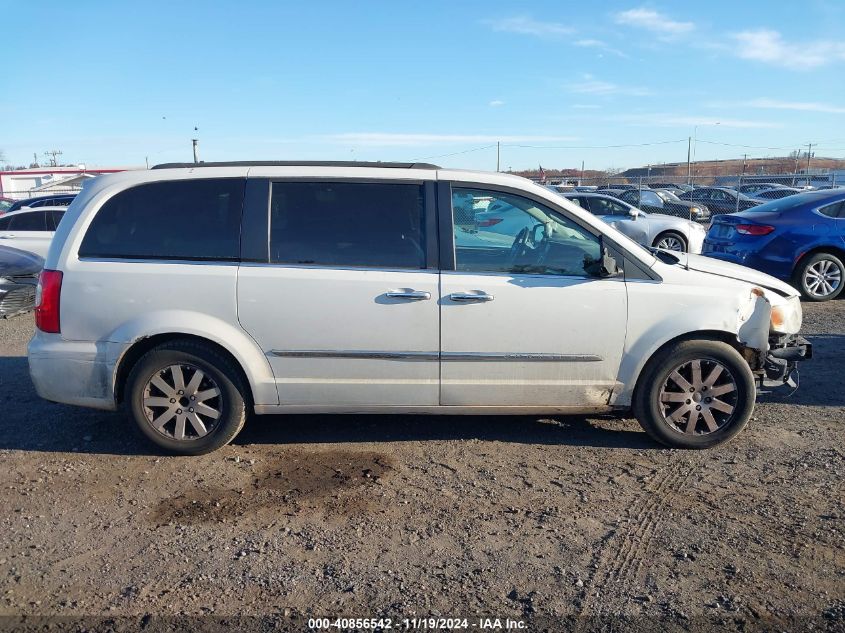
[628,207,640,219]
[586,247,622,278]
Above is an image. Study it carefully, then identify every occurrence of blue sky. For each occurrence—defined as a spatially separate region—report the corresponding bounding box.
[2,0,845,171]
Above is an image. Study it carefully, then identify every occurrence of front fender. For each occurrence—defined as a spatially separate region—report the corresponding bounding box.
[612,286,771,407]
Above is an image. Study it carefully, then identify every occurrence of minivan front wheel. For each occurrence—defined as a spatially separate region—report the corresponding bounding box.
[633,340,756,448]
[125,340,247,455]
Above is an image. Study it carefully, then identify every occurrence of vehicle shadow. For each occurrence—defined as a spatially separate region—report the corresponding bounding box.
[0,354,657,455]
[757,333,845,407]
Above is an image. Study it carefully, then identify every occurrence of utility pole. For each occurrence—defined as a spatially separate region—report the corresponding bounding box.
[735,153,747,213]
[496,141,500,172]
[686,136,692,184]
[192,139,199,164]
[43,149,63,167]
[580,160,585,185]
[806,143,813,187]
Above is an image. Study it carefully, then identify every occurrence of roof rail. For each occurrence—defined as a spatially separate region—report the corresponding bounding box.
[151,161,441,170]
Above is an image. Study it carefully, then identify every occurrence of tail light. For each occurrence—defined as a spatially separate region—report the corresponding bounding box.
[35,269,63,333]
[735,224,775,236]
[477,218,503,227]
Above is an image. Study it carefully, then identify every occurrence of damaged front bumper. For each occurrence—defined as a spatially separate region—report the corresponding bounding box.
[761,334,812,389]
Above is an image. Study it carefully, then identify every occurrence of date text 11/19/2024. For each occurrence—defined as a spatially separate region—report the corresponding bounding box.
[308,617,527,630]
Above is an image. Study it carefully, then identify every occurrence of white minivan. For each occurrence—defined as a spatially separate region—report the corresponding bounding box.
[28,162,811,454]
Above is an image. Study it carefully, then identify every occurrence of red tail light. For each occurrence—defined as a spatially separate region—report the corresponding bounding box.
[477,218,503,227]
[735,224,775,236]
[35,270,63,333]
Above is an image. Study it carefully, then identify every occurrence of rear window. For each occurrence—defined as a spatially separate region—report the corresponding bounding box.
[269,181,425,269]
[79,179,244,260]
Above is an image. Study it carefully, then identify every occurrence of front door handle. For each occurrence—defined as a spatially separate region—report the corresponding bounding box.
[385,290,431,301]
[449,292,494,303]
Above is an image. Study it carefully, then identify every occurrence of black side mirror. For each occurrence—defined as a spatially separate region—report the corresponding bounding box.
[586,246,622,278]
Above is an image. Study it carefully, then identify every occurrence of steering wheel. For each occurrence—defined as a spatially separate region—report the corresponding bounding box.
[508,227,531,266]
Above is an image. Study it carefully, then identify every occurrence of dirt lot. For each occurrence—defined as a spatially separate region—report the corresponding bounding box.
[0,304,843,632]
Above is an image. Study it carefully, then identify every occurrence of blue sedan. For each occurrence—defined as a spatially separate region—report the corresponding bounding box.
[702,189,845,301]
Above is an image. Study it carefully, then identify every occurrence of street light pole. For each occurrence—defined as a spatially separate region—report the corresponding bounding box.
[691,122,719,185]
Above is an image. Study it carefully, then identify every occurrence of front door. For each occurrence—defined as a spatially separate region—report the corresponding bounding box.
[238,180,440,407]
[440,186,628,408]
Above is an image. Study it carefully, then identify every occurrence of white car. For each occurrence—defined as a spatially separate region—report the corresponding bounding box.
[28,162,811,455]
[0,207,65,259]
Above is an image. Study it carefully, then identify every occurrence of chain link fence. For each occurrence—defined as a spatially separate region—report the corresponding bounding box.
[534,171,843,223]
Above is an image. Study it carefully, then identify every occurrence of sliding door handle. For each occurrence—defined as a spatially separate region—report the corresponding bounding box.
[385,290,431,301]
[449,292,494,303]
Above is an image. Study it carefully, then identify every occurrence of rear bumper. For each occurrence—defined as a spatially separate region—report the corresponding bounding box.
[28,332,120,410]
[702,241,794,281]
[761,335,812,389]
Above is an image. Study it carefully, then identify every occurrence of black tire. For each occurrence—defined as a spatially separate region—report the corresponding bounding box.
[633,340,756,449]
[793,252,845,302]
[124,340,248,455]
[652,231,688,253]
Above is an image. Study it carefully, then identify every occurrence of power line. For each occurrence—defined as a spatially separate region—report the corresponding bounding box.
[412,144,497,161]
[503,139,686,149]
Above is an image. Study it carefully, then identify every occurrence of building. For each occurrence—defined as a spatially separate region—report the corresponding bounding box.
[0,166,128,200]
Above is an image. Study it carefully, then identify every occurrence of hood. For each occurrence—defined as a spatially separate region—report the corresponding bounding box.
[0,245,44,277]
[682,253,798,297]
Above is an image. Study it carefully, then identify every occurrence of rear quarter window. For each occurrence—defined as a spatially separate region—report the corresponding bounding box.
[79,179,245,260]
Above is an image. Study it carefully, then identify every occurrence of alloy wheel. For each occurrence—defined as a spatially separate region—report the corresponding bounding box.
[142,364,222,440]
[658,358,738,435]
[804,258,842,298]
[656,235,685,252]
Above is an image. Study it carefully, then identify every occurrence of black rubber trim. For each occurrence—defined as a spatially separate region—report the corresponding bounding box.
[240,178,271,263]
[424,181,439,270]
[436,181,456,272]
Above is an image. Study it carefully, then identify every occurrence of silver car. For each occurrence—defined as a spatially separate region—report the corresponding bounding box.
[562,192,706,253]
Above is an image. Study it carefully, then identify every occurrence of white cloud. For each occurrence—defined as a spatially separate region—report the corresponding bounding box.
[326,133,578,147]
[573,39,627,57]
[613,114,781,129]
[614,8,694,38]
[566,74,651,96]
[484,16,573,38]
[726,98,845,114]
[489,100,505,107]
[730,29,845,70]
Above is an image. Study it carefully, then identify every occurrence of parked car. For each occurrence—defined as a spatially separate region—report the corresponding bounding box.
[0,197,15,214]
[749,187,801,202]
[703,189,845,301]
[29,161,810,454]
[596,183,638,191]
[738,183,790,195]
[678,187,760,216]
[477,195,651,249]
[562,192,706,253]
[7,194,76,213]
[0,245,42,318]
[0,207,66,258]
[615,188,710,223]
[649,182,693,194]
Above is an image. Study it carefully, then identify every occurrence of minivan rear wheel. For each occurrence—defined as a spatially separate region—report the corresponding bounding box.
[633,340,755,449]
[125,340,247,455]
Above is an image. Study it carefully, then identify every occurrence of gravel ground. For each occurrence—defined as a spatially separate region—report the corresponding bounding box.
[0,306,842,632]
